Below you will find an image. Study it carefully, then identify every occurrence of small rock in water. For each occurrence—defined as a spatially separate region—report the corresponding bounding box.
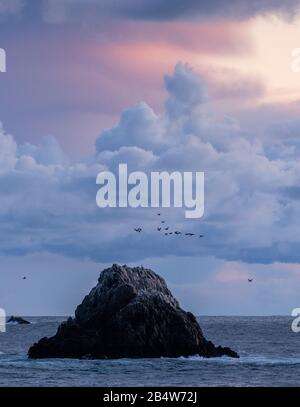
[7,316,30,324]
[28,264,238,359]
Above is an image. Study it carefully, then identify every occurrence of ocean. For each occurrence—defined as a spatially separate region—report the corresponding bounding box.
[0,316,299,387]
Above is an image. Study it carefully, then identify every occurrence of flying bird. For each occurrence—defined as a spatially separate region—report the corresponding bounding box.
[165,227,169,231]
[174,231,181,235]
[134,228,142,233]
[248,279,253,283]
[157,213,161,216]
[161,221,165,224]
[157,227,162,231]
[23,277,27,280]
[185,233,195,236]
[199,235,204,238]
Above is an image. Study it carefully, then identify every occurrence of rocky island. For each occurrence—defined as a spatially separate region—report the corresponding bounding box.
[7,316,30,324]
[28,264,238,359]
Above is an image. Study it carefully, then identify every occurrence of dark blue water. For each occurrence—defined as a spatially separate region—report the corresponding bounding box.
[0,316,299,387]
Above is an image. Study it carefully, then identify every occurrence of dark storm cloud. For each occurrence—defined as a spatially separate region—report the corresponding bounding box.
[117,0,300,21]
[42,0,300,23]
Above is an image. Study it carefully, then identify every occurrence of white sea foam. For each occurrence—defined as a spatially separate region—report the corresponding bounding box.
[177,354,300,365]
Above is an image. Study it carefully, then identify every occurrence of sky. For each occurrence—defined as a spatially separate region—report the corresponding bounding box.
[1,0,300,315]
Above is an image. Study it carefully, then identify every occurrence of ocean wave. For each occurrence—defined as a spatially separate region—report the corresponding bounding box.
[178,354,300,365]
[1,353,300,368]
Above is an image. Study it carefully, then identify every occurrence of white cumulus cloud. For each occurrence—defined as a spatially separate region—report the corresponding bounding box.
[0,63,300,265]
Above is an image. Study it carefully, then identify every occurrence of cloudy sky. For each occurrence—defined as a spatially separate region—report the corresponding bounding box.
[1,0,300,315]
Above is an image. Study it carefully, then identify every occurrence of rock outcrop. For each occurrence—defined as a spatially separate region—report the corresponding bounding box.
[28,264,238,359]
[7,316,30,324]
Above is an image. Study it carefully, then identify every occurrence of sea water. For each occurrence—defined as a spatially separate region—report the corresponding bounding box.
[0,316,299,387]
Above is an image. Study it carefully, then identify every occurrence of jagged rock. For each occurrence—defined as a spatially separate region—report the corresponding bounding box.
[7,316,30,324]
[28,264,238,359]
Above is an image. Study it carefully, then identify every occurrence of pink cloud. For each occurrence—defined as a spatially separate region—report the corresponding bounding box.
[0,17,259,155]
[215,261,251,283]
[271,262,300,277]
[100,20,252,54]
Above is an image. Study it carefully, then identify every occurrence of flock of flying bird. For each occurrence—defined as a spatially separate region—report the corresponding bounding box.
[20,215,253,283]
[134,213,204,239]
[134,213,254,283]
